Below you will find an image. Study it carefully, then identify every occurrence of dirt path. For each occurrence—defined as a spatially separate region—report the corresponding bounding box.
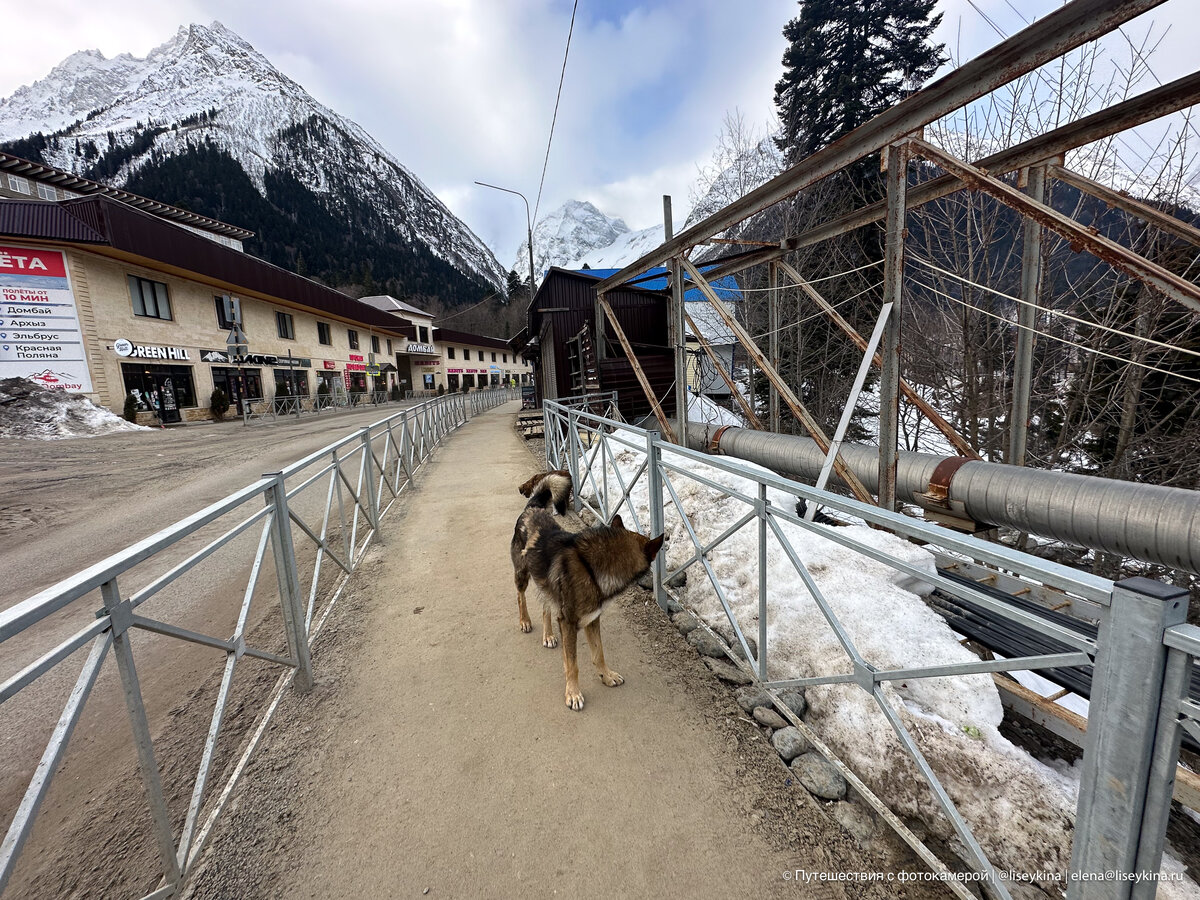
[186,406,932,900]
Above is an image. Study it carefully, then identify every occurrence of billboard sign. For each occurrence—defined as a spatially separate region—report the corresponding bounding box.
[0,245,92,392]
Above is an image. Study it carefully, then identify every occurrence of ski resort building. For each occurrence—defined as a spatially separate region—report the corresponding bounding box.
[0,152,525,421]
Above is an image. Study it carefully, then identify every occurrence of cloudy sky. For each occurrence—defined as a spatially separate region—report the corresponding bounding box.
[0,1,1196,266]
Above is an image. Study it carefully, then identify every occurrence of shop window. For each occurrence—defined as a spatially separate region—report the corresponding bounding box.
[121,363,196,410]
[371,335,381,354]
[447,374,460,391]
[273,368,309,396]
[447,347,455,360]
[127,275,172,320]
[212,367,264,401]
[276,311,295,339]
[348,329,360,350]
[318,322,332,345]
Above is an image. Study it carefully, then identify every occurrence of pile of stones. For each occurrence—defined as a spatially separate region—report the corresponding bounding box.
[671,603,878,846]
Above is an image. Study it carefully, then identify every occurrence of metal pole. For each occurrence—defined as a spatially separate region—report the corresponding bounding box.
[264,474,313,692]
[757,482,768,680]
[769,262,780,433]
[1009,165,1045,466]
[878,142,908,511]
[646,429,666,610]
[1067,577,1188,899]
[665,197,688,444]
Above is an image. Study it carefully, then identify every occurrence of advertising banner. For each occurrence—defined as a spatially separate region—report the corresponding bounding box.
[0,245,93,392]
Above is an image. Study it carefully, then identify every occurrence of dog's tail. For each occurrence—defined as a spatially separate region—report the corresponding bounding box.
[525,470,573,516]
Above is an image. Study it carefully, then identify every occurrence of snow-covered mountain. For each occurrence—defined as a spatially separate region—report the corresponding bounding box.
[0,22,507,294]
[513,199,666,279]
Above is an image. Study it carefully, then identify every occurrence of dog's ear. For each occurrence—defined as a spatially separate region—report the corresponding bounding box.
[610,514,624,530]
[644,534,665,562]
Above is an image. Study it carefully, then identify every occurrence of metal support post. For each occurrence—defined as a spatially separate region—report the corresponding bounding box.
[264,475,314,692]
[768,262,780,433]
[1009,165,1045,467]
[757,483,768,680]
[102,579,182,887]
[646,430,667,610]
[361,428,381,539]
[1068,578,1189,898]
[569,408,582,513]
[665,198,688,442]
[878,142,908,510]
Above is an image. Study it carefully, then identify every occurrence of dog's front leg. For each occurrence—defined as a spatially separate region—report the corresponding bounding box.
[515,570,532,633]
[541,603,558,648]
[560,618,584,710]
[584,619,623,686]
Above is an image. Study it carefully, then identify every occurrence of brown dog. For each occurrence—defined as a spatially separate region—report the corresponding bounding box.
[512,471,574,643]
[513,508,663,710]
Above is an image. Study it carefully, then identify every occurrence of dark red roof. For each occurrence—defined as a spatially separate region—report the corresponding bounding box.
[0,195,407,334]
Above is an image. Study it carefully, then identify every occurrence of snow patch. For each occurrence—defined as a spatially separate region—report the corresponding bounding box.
[0,377,151,440]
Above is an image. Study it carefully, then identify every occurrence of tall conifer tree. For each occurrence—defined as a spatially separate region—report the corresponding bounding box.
[774,0,945,167]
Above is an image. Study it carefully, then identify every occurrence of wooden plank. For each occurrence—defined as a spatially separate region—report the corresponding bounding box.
[684,311,763,429]
[597,294,677,443]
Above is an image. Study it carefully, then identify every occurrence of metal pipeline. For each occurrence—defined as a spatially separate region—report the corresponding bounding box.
[687,423,1200,575]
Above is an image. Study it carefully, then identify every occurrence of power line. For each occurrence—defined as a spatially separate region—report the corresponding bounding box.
[908,254,1200,361]
[910,276,1200,386]
[532,0,579,228]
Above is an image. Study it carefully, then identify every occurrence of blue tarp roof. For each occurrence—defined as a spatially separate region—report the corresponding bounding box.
[570,266,742,303]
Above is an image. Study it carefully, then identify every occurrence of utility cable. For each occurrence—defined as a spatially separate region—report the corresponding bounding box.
[910,276,1200,386]
[532,0,579,228]
[908,254,1200,361]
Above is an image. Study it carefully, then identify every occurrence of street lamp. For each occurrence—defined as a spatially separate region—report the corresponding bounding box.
[475,181,537,300]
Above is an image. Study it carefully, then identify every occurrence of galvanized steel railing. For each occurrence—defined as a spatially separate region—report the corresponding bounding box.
[544,396,1195,900]
[0,387,514,898]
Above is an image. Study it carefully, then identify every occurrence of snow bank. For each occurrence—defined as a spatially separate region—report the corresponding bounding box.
[0,377,152,440]
[583,441,1198,894]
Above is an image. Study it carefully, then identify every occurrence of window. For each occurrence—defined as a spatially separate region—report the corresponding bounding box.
[273,368,309,397]
[121,363,196,409]
[386,339,393,355]
[7,175,30,195]
[276,311,295,339]
[371,335,381,354]
[212,367,264,402]
[215,296,236,330]
[463,348,470,360]
[447,347,455,360]
[348,329,360,350]
[128,275,172,320]
[418,326,429,343]
[317,322,332,345]
[503,353,508,363]
[491,352,497,362]
[477,350,484,362]
[36,183,56,201]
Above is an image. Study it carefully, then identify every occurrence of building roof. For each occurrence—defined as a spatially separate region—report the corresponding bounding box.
[432,326,512,351]
[571,266,742,303]
[0,195,409,334]
[359,294,434,319]
[0,151,254,241]
[684,300,738,345]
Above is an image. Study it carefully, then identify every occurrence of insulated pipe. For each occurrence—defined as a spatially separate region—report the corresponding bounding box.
[687,423,1200,575]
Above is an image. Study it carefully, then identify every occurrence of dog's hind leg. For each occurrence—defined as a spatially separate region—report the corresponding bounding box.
[560,618,584,710]
[584,619,623,687]
[515,568,532,633]
[541,602,558,648]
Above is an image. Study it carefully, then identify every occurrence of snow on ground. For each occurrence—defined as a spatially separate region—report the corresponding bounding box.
[582,440,1199,895]
[0,378,152,440]
[687,392,744,429]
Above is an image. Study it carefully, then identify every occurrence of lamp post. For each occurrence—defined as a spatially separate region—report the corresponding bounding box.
[475,180,536,299]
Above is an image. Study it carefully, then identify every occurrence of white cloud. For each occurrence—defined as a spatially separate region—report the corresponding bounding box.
[1,0,1195,262]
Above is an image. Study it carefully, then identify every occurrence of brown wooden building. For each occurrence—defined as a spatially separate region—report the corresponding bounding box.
[517,267,675,423]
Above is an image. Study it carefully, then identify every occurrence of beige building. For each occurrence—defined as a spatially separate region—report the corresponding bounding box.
[0,155,415,422]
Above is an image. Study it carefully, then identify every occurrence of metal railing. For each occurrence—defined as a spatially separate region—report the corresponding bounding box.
[0,387,514,898]
[238,387,517,424]
[544,396,1195,900]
